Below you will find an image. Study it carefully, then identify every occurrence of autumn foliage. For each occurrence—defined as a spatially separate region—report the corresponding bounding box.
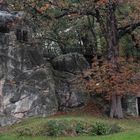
[84,57,140,99]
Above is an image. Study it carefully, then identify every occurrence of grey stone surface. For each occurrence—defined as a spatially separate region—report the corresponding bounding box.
[52,53,90,73]
[122,94,138,117]
[1,65,59,123]
[0,31,89,126]
[0,7,90,125]
[55,71,88,111]
[0,7,24,33]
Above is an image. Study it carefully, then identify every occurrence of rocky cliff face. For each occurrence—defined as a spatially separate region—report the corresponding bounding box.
[0,31,90,126]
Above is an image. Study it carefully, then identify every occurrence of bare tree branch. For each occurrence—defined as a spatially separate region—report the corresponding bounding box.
[118,22,140,39]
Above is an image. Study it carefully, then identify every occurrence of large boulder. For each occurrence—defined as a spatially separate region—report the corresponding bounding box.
[52,53,90,110]
[0,61,89,126]
[52,53,89,73]
[0,63,58,126]
[54,71,88,111]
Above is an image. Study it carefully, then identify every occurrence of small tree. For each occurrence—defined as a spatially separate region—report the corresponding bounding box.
[84,57,140,118]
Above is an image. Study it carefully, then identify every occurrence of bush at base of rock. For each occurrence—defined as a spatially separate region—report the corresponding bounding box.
[15,120,122,137]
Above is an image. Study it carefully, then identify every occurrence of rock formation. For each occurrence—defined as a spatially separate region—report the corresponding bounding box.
[0,30,89,126]
[0,2,90,126]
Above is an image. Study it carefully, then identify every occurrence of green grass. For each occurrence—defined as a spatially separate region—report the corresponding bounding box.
[0,116,140,140]
[1,133,140,140]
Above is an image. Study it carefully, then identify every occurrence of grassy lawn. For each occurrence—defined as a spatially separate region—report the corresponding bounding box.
[0,116,140,140]
[1,133,140,140]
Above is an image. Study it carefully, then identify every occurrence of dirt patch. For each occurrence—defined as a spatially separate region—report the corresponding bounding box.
[51,101,102,117]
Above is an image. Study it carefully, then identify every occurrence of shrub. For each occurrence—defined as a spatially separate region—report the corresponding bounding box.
[90,122,111,136]
[75,121,85,134]
[46,120,66,136]
[15,120,122,137]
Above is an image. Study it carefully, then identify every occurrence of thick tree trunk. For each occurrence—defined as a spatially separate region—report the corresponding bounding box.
[110,93,117,118]
[110,94,123,118]
[116,96,123,118]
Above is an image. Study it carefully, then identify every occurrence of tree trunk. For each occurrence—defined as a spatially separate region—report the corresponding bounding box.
[106,1,124,119]
[110,94,123,118]
[106,1,119,60]
[116,96,123,118]
[110,93,117,118]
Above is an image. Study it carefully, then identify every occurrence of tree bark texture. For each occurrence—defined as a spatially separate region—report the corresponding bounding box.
[110,94,123,118]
